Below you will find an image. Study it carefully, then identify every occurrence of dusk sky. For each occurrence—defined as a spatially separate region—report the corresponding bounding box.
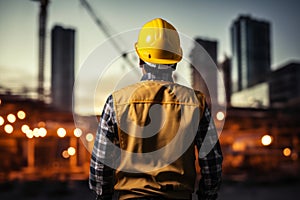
[1,0,300,114]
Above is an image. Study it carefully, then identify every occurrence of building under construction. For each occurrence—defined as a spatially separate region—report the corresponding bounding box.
[0,94,93,182]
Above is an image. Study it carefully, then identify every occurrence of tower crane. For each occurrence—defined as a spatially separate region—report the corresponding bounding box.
[31,0,49,101]
[79,0,137,71]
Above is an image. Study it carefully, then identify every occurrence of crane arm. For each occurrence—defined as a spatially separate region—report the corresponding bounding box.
[80,0,136,69]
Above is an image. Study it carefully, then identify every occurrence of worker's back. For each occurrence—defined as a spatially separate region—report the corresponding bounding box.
[112,80,206,200]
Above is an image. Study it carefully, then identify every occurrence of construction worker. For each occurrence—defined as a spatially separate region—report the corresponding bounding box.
[89,18,223,200]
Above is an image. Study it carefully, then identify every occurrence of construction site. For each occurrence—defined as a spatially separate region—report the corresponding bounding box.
[1,0,300,199]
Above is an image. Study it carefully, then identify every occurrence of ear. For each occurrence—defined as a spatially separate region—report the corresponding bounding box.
[139,58,145,67]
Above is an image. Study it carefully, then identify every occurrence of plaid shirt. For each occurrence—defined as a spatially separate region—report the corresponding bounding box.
[89,73,223,200]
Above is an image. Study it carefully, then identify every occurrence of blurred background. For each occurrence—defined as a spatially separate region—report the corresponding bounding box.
[1,0,300,199]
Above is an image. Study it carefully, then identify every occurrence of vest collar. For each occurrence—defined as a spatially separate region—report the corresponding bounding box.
[140,72,174,82]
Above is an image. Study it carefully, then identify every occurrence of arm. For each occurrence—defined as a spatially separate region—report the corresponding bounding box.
[89,95,118,200]
[195,103,223,200]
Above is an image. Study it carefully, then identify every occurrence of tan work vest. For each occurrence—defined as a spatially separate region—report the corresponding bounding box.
[112,80,205,199]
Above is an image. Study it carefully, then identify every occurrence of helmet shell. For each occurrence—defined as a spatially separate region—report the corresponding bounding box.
[135,18,182,64]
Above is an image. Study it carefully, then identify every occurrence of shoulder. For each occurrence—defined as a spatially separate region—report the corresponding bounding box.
[171,83,206,102]
[111,82,143,100]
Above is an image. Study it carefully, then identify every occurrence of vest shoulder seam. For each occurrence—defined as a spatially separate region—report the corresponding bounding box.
[115,100,201,106]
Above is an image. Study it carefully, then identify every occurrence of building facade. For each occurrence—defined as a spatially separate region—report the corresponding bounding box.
[269,62,300,107]
[51,25,75,112]
[231,15,271,93]
[190,38,218,107]
[231,82,269,108]
[219,56,232,105]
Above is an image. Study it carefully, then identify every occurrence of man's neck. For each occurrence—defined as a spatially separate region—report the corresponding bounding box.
[141,72,174,82]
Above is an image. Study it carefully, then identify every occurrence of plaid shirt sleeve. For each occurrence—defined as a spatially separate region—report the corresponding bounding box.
[89,95,118,199]
[195,103,223,200]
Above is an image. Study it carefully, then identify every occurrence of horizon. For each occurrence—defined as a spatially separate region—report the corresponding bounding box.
[1,0,300,115]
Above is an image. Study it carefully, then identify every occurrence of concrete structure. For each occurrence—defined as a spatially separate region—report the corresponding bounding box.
[269,62,300,107]
[190,38,218,107]
[231,15,271,92]
[231,82,269,108]
[51,25,75,112]
[1,93,299,183]
[219,56,232,105]
[0,94,91,182]
[220,106,300,181]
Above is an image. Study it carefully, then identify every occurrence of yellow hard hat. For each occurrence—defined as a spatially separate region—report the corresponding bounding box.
[135,18,182,64]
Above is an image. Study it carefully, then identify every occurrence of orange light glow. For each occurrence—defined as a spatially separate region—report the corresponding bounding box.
[232,141,246,152]
[4,124,13,134]
[21,124,30,133]
[38,121,46,127]
[62,150,70,159]
[216,111,225,121]
[74,128,82,137]
[7,114,16,123]
[0,116,4,126]
[261,135,273,146]
[33,128,40,137]
[17,110,26,120]
[283,148,291,157]
[291,153,298,160]
[38,127,47,137]
[86,133,94,142]
[57,128,66,137]
[67,147,76,156]
[25,130,34,138]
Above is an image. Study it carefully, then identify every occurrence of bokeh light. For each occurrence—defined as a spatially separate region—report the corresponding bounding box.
[33,128,39,137]
[38,121,46,127]
[74,128,82,137]
[67,147,76,156]
[57,127,66,138]
[216,111,225,121]
[283,148,292,157]
[86,133,94,142]
[4,124,13,134]
[21,124,30,133]
[261,134,273,146]
[291,153,298,161]
[0,116,4,126]
[17,110,26,119]
[232,141,246,152]
[38,127,47,137]
[7,114,16,123]
[25,130,34,139]
[62,150,70,159]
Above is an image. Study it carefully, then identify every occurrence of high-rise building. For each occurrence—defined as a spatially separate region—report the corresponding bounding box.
[190,38,218,107]
[269,62,300,107]
[51,25,75,112]
[231,15,271,93]
[219,56,231,105]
